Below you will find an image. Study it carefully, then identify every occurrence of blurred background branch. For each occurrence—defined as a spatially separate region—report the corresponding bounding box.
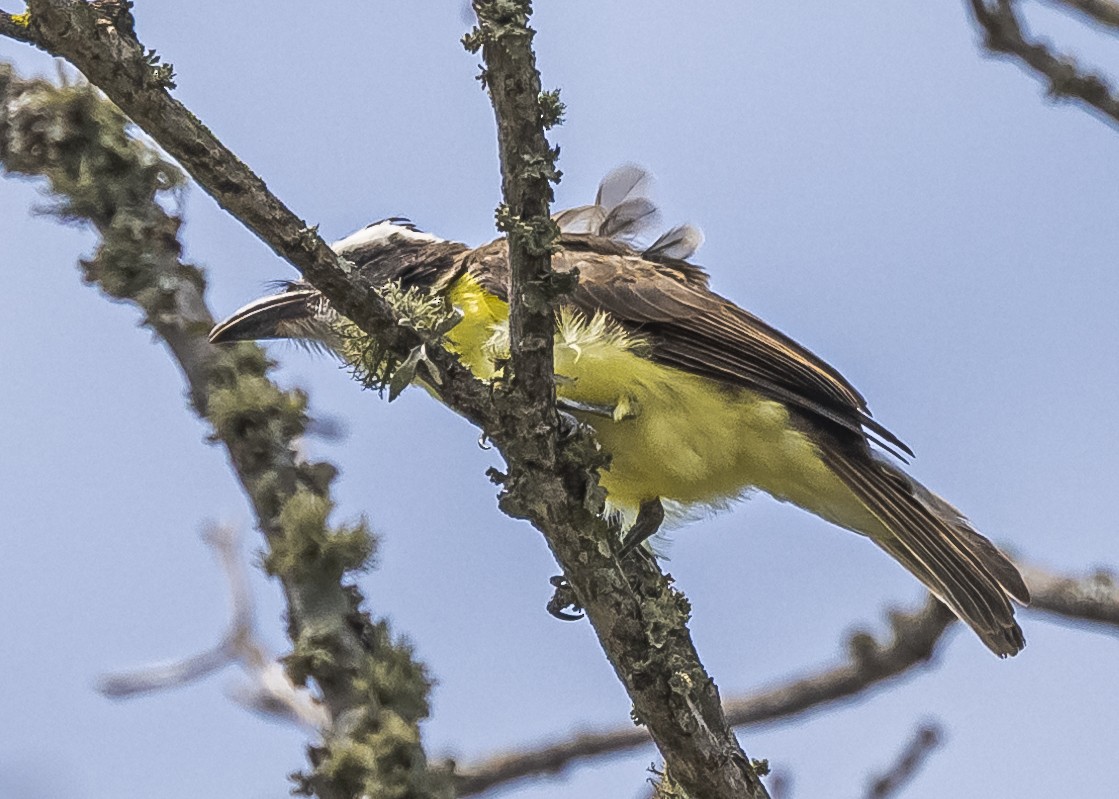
[968,0,1119,125]
[861,722,943,799]
[96,524,330,730]
[1044,0,1119,30]
[453,561,1119,796]
[0,63,448,799]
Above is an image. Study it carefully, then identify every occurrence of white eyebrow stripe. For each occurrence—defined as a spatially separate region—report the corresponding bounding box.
[331,220,441,253]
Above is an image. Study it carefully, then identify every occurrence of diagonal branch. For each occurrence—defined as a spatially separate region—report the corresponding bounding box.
[861,723,943,799]
[1045,0,1119,30]
[3,3,771,797]
[0,64,447,799]
[452,596,953,797]
[454,561,1119,796]
[968,0,1119,127]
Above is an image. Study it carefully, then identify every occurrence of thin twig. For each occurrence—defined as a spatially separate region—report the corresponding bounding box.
[1046,0,1119,30]
[968,0,1119,127]
[862,723,943,799]
[96,525,329,730]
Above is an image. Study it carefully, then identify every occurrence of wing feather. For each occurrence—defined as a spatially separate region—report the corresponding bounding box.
[464,235,911,456]
[550,243,912,456]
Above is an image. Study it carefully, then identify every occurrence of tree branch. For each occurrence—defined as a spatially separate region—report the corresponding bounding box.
[465,3,770,796]
[1046,0,1119,30]
[3,3,771,797]
[97,524,331,730]
[968,0,1119,127]
[1019,563,1119,628]
[453,596,953,797]
[862,723,943,799]
[454,561,1119,796]
[0,64,447,799]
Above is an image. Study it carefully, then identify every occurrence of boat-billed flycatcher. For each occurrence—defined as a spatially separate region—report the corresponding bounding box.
[211,166,1029,656]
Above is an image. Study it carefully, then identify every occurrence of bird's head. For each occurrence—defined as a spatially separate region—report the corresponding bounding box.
[209,218,459,348]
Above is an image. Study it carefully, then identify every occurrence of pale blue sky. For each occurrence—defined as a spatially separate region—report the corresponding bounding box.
[2,3,1118,798]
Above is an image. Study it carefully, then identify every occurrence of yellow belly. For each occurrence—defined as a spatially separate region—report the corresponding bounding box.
[441,276,880,535]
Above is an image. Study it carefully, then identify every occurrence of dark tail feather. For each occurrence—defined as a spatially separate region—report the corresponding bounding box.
[823,448,1029,657]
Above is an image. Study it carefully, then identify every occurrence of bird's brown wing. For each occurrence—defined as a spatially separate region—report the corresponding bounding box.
[546,236,911,456]
[465,235,907,454]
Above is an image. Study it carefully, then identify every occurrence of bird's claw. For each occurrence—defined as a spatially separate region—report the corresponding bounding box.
[546,574,584,621]
[556,409,583,440]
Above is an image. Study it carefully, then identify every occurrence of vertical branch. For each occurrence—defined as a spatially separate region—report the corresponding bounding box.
[465,4,771,799]
[465,0,564,471]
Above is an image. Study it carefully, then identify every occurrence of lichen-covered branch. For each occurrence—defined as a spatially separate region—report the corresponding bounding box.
[0,3,774,798]
[466,0,564,454]
[968,0,1119,127]
[453,561,1119,796]
[0,64,448,799]
[465,3,770,797]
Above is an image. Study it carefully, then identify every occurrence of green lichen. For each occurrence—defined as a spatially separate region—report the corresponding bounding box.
[290,614,446,798]
[649,766,691,799]
[1,68,447,799]
[494,202,560,256]
[336,280,459,395]
[264,490,374,581]
[142,48,176,90]
[539,88,565,128]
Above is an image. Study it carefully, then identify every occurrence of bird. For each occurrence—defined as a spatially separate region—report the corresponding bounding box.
[210,165,1029,656]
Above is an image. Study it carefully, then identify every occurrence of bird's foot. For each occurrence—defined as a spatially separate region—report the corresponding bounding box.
[555,398,616,441]
[545,498,664,622]
[546,574,584,621]
[556,409,583,440]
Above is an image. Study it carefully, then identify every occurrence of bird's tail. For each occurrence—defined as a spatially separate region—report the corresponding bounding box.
[821,447,1030,657]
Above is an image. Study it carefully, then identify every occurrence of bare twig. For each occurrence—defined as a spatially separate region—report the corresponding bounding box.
[1046,0,1119,30]
[862,723,943,799]
[968,0,1119,127]
[454,562,1119,795]
[97,525,330,730]
[1019,564,1119,628]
